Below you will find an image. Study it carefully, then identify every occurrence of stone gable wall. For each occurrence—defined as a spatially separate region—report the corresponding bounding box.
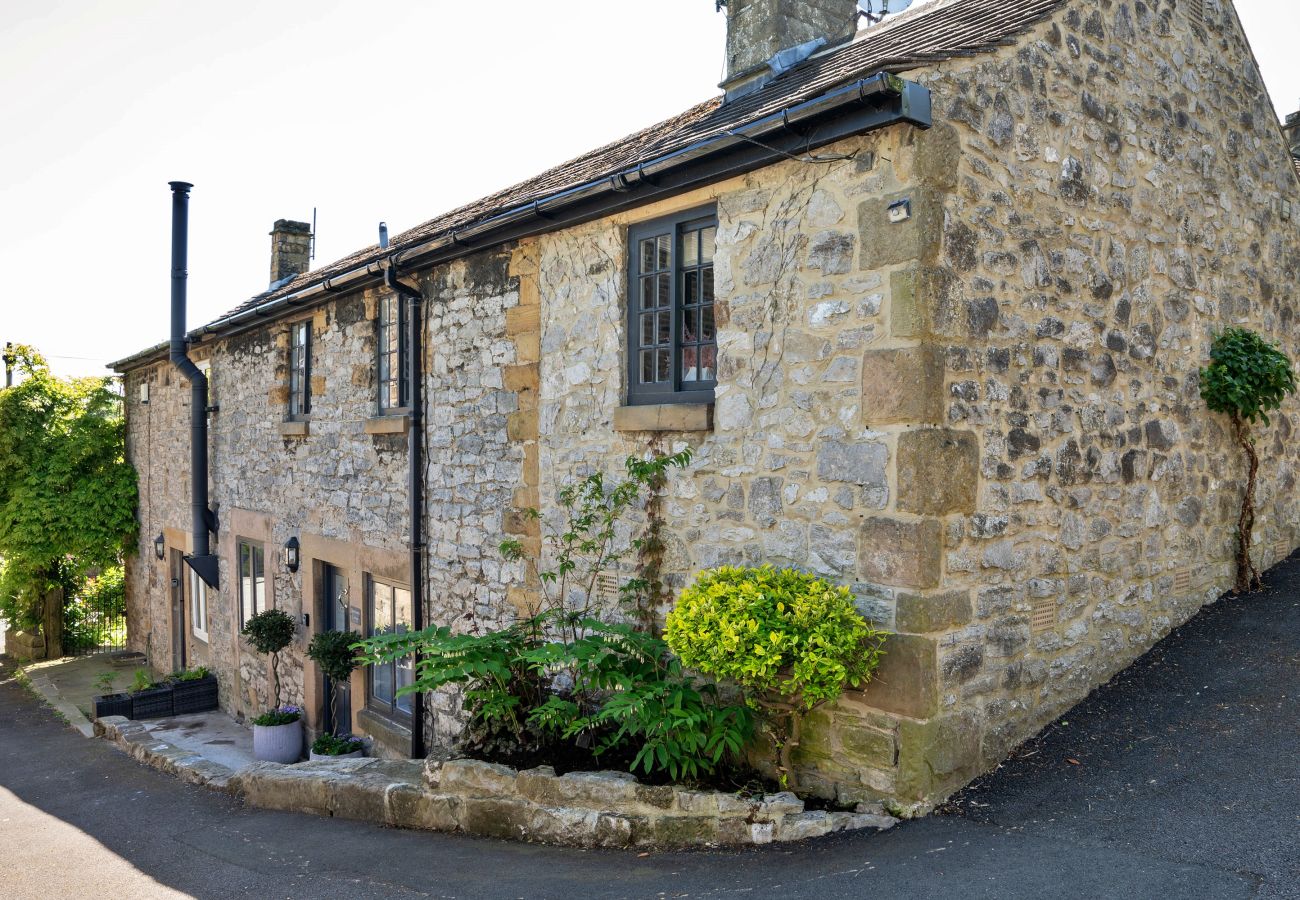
[875,0,1300,804]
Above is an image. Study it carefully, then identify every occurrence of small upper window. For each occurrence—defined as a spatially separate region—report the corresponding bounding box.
[627,208,717,405]
[237,539,267,627]
[288,321,310,419]
[377,294,408,413]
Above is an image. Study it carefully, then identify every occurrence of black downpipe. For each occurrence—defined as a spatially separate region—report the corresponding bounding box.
[169,181,219,589]
[385,264,425,759]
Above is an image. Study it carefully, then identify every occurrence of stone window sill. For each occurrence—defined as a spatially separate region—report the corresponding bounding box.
[612,403,712,433]
[364,415,409,436]
[355,707,412,759]
[279,419,309,438]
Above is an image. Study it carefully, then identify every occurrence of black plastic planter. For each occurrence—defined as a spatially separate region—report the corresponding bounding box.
[130,684,174,719]
[170,674,218,714]
[93,693,133,719]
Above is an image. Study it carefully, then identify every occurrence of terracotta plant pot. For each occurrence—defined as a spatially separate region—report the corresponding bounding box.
[253,719,303,763]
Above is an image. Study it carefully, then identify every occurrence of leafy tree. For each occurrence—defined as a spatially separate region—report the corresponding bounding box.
[306,629,361,734]
[1200,328,1297,593]
[0,346,137,636]
[242,609,297,709]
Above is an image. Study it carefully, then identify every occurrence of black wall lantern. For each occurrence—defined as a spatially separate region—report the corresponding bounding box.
[283,536,300,573]
[154,533,165,560]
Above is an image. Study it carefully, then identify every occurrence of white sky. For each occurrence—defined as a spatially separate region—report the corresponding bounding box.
[0,1,1296,378]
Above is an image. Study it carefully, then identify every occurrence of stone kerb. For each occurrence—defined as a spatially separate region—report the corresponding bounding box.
[233,756,896,848]
[98,714,896,847]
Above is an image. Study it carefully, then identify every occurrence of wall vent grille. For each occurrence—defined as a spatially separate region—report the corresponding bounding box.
[595,571,622,605]
[1184,0,1206,28]
[1030,596,1057,634]
[1173,569,1192,593]
[1275,540,1291,564]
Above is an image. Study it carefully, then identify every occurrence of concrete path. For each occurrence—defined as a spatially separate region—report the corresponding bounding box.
[3,559,1300,898]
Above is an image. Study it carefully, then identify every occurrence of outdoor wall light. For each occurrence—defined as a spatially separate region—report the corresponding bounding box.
[154,532,165,560]
[283,536,300,573]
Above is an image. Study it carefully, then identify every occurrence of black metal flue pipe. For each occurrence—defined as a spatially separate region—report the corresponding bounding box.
[168,181,219,588]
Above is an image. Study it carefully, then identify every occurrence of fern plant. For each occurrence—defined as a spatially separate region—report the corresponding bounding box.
[1200,328,1296,592]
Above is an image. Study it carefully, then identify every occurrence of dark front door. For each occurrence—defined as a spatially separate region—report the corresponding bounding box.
[324,565,352,735]
[170,550,187,672]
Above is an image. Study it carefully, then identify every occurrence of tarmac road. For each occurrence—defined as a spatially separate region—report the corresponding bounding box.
[2,558,1298,899]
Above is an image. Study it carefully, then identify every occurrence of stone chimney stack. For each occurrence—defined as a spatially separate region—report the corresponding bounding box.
[722,0,859,99]
[269,219,312,287]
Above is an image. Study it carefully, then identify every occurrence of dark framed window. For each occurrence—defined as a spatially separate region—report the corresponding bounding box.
[237,539,267,627]
[366,576,413,719]
[626,207,718,405]
[377,294,408,413]
[288,321,310,418]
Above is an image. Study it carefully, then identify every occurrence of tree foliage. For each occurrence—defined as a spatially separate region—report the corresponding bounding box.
[0,346,137,628]
[242,609,296,709]
[1200,328,1295,427]
[1199,328,1297,593]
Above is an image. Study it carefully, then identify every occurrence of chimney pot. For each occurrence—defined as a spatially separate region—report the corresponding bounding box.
[269,219,312,287]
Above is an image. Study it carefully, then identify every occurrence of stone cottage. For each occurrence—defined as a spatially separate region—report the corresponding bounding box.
[112,0,1300,812]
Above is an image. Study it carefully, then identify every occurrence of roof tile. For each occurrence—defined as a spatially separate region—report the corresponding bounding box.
[213,0,1067,326]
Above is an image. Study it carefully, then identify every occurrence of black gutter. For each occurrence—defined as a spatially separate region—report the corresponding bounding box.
[168,181,219,588]
[384,264,426,760]
[137,73,929,351]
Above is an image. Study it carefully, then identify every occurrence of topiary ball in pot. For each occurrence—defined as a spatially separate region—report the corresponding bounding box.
[242,609,301,763]
[306,629,362,737]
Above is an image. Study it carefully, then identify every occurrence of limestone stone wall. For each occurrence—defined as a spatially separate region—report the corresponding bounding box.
[422,249,530,744]
[523,0,1300,810]
[529,130,950,804]
[847,0,1300,807]
[121,0,1300,814]
[123,360,204,673]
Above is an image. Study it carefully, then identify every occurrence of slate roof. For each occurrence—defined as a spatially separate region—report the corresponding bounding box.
[207,0,1068,329]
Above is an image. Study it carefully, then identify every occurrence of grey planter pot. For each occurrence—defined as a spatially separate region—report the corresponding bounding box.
[253,719,303,763]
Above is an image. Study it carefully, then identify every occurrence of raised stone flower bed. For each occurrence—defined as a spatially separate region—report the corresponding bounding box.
[95,716,896,848]
[232,756,897,848]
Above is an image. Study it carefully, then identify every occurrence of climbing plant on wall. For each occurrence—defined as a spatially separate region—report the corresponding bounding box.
[0,346,138,632]
[1199,328,1297,593]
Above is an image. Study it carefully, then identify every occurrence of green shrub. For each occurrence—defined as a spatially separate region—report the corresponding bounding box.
[129,668,155,694]
[1200,328,1297,592]
[665,565,887,787]
[311,732,364,756]
[307,630,362,735]
[242,609,296,709]
[169,666,210,682]
[499,448,693,636]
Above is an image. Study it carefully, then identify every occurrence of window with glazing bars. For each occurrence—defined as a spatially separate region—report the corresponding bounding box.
[367,577,413,719]
[377,294,408,412]
[626,208,718,404]
[288,321,310,418]
[237,539,267,627]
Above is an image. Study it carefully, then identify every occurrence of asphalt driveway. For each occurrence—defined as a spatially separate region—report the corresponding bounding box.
[2,559,1298,899]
